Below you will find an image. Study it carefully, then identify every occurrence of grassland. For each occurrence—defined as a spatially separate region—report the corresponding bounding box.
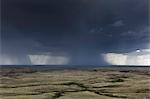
[0,66,150,99]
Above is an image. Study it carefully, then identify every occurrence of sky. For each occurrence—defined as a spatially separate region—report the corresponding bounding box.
[0,0,150,65]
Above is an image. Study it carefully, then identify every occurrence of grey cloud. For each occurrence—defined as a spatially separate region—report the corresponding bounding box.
[121,27,150,37]
[1,0,149,65]
[111,20,124,27]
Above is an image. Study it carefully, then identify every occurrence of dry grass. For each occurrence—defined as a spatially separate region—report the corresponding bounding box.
[0,67,150,99]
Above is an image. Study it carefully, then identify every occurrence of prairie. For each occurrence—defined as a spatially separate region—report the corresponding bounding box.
[0,66,150,99]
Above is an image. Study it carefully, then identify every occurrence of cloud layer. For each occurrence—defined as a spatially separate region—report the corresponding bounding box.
[28,53,70,65]
[103,49,150,65]
[0,55,20,65]
[0,52,70,65]
[1,0,149,65]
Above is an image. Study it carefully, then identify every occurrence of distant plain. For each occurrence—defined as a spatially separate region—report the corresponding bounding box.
[0,66,150,99]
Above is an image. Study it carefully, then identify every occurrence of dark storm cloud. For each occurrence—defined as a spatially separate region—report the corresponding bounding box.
[1,0,149,65]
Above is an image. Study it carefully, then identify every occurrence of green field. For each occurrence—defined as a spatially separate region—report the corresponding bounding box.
[0,67,150,99]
